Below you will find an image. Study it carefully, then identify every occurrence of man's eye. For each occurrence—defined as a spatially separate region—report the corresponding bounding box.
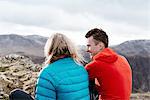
[87,45,90,47]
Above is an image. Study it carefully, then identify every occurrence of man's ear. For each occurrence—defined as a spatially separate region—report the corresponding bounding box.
[98,42,105,50]
[48,52,51,55]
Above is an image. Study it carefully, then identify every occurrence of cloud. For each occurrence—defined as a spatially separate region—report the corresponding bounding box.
[0,0,149,45]
[0,0,149,29]
[0,0,93,31]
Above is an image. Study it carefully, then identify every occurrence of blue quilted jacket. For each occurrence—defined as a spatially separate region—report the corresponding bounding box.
[35,57,90,100]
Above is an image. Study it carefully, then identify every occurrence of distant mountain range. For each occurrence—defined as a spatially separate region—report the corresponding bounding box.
[112,40,150,57]
[0,34,47,63]
[0,34,150,92]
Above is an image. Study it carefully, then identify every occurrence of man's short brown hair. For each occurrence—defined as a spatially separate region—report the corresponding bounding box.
[85,28,108,47]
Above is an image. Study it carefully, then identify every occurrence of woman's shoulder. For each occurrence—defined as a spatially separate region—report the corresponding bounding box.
[39,58,86,75]
[38,64,54,76]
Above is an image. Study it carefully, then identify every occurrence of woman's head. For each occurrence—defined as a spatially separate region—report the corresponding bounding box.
[44,33,83,64]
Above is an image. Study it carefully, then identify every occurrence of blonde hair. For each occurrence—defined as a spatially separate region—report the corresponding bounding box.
[44,33,84,64]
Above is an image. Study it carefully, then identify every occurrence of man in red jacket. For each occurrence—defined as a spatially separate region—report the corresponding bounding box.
[85,28,132,100]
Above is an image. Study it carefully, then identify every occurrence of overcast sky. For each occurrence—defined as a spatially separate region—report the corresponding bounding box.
[0,0,149,45]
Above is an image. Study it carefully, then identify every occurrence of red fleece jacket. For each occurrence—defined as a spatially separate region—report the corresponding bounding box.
[85,48,132,100]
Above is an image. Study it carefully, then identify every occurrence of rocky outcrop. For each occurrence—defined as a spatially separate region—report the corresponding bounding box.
[0,54,42,99]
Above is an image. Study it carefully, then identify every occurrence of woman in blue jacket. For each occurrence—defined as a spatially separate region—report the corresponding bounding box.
[35,33,90,100]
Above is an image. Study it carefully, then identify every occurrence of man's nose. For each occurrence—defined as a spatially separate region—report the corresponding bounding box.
[86,47,91,53]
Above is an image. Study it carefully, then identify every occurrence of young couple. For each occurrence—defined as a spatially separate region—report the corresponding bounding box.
[9,28,132,100]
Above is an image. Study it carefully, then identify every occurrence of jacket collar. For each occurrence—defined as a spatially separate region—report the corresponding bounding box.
[93,48,118,63]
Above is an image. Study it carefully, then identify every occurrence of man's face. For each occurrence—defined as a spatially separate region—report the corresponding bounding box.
[86,36,103,58]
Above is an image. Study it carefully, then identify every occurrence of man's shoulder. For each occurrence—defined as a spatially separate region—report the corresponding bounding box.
[85,61,98,69]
